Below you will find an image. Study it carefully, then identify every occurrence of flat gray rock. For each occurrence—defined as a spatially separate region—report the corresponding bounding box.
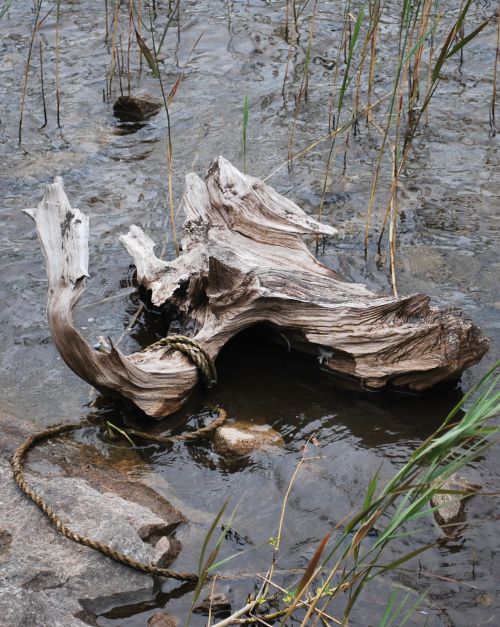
[0,413,186,626]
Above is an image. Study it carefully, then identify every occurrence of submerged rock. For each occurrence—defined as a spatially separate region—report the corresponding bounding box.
[0,413,185,627]
[147,612,178,627]
[431,473,480,535]
[113,94,162,122]
[194,591,231,615]
[213,421,284,457]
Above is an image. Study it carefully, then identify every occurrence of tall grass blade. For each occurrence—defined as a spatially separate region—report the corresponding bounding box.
[186,499,230,626]
[398,588,429,626]
[135,28,160,78]
[378,589,400,627]
[167,31,203,105]
[445,20,490,62]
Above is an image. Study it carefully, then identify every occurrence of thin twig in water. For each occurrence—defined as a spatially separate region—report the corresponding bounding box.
[115,303,144,347]
[80,287,136,310]
[207,574,218,626]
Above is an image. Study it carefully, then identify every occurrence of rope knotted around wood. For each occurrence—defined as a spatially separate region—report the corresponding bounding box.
[143,334,217,388]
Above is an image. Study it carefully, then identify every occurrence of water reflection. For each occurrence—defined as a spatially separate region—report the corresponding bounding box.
[1,0,498,623]
[76,327,477,625]
[114,122,147,135]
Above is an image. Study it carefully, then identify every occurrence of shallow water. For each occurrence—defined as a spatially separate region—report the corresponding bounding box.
[0,1,499,625]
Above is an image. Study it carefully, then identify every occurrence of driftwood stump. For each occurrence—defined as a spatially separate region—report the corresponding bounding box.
[26,157,489,418]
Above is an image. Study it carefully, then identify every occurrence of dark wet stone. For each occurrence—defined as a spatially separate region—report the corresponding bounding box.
[113,94,162,122]
[194,592,231,615]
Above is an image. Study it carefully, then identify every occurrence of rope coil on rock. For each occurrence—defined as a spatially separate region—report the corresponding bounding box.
[11,408,227,582]
[143,334,217,388]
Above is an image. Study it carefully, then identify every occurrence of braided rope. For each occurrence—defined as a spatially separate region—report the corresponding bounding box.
[125,408,228,443]
[143,335,217,388]
[10,408,227,581]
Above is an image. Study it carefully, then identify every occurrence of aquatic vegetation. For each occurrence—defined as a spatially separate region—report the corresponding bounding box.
[298,0,493,295]
[15,0,496,283]
[205,363,499,624]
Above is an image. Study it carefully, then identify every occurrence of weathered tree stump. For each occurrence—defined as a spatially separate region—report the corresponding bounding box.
[26,157,489,418]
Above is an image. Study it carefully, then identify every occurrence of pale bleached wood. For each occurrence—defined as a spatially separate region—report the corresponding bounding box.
[26,178,197,418]
[28,159,489,419]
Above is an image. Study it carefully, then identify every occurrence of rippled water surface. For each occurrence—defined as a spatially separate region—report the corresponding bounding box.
[1,1,499,625]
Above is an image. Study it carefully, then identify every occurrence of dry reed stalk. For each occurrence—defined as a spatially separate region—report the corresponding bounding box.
[408,0,433,125]
[39,38,47,128]
[117,34,124,95]
[105,0,109,43]
[366,0,381,123]
[19,0,43,143]
[55,0,61,126]
[491,0,500,134]
[106,0,120,100]
[287,0,318,164]
[137,0,143,74]
[127,0,133,95]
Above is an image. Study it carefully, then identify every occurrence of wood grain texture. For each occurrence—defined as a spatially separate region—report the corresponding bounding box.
[28,159,489,418]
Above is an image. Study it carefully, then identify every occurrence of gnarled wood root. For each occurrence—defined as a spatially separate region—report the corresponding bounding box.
[26,158,489,418]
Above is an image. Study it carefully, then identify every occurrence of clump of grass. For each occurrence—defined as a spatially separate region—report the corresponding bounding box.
[185,498,239,627]
[301,363,499,624]
[104,0,199,261]
[102,1,203,345]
